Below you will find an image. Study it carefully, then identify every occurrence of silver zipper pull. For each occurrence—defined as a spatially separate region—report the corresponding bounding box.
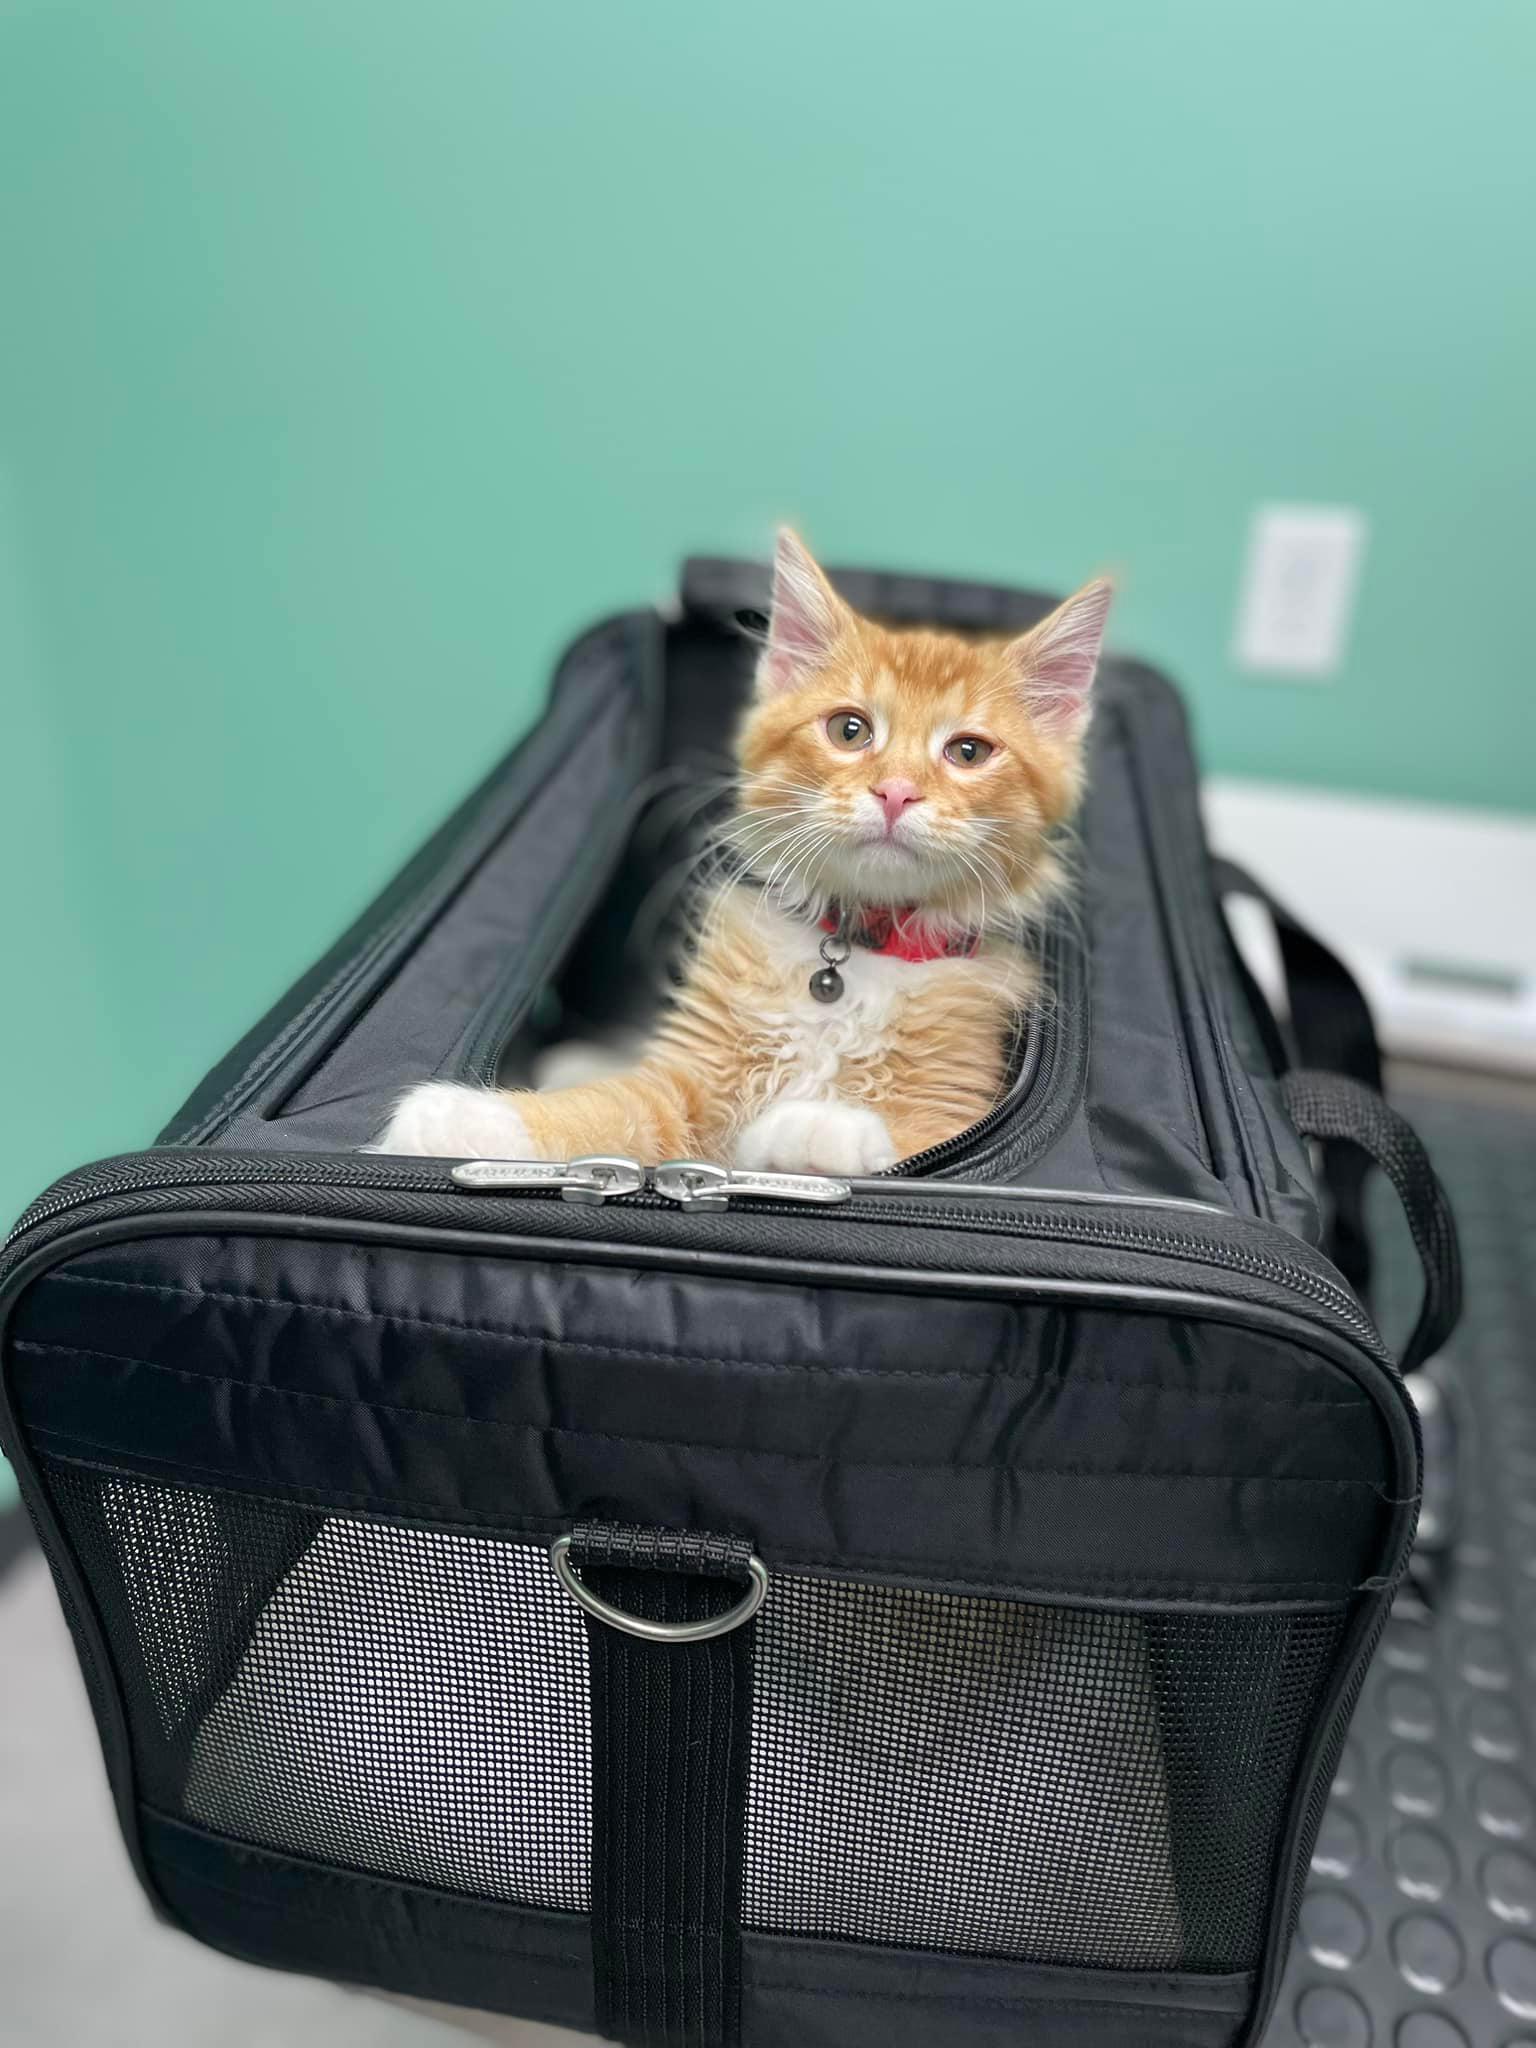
[650,1160,852,1209]
[451,1155,646,1204]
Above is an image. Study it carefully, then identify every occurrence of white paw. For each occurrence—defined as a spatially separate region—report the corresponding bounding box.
[733,1099,897,1177]
[368,1082,536,1159]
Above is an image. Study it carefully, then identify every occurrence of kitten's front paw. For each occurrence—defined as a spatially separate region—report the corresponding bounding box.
[369,1082,536,1159]
[733,1099,897,1177]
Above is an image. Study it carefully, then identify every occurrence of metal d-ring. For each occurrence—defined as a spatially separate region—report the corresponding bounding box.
[549,1535,769,1643]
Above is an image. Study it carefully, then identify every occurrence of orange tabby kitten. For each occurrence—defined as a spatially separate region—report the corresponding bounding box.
[374,531,1110,1173]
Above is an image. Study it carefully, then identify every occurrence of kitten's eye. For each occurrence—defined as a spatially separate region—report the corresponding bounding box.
[943,735,994,768]
[825,710,873,751]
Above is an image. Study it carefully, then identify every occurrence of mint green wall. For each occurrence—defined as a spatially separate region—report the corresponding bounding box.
[2,0,1533,1272]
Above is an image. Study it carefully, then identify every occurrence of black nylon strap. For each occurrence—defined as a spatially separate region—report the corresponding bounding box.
[1212,856,1383,1300]
[571,1521,756,2048]
[1281,1070,1463,1373]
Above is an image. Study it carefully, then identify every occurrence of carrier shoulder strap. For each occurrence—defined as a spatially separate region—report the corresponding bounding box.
[1212,855,1383,1301]
[1211,857,1383,1090]
[1281,1070,1462,1376]
[1214,862,1462,1369]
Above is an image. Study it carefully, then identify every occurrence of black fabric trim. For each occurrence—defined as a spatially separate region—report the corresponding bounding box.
[1242,1583,1394,2047]
[576,1521,755,2047]
[141,1806,1256,2045]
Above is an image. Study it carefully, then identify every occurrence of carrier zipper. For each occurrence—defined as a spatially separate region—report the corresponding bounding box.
[450,1157,852,1208]
[448,1154,1375,1345]
[836,1195,1381,1346]
[3,1149,1387,1364]
[449,1157,1223,1218]
[7,1154,458,1242]
[451,1156,650,1203]
[647,1161,852,1208]
[876,914,1084,1180]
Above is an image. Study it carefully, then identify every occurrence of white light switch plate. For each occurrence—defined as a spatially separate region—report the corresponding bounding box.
[1233,504,1367,678]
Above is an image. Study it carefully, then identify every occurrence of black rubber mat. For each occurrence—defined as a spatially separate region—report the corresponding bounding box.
[1265,1089,1536,2048]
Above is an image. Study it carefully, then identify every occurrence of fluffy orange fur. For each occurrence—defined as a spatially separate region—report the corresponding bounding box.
[510,895,1037,1165]
[377,532,1109,1173]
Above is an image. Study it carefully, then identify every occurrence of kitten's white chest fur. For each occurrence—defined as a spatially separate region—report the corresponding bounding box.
[747,914,924,1099]
[721,913,952,1175]
[527,916,932,1177]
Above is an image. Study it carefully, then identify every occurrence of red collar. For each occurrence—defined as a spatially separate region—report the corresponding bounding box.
[819,905,981,963]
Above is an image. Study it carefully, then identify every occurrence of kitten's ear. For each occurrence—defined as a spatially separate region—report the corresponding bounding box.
[760,528,850,693]
[1007,578,1113,738]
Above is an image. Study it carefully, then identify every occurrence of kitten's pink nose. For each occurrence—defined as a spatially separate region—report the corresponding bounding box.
[872,777,923,828]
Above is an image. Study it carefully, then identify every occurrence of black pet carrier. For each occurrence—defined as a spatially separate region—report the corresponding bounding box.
[1,559,1461,2048]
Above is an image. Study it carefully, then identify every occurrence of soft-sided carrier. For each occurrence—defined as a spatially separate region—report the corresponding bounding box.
[1,560,1462,2048]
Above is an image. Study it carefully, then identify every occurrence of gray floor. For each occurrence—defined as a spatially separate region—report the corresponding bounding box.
[1264,1086,1536,2048]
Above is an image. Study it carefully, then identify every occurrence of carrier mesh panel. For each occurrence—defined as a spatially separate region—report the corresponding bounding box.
[43,1461,1343,1974]
[745,1572,1341,1970]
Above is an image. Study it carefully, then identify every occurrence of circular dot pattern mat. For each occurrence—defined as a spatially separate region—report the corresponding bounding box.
[1266,1089,1536,2048]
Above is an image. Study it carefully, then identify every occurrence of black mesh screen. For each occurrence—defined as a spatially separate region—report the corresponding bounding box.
[746,1572,1341,1970]
[47,1465,592,1908]
[43,1460,1342,1974]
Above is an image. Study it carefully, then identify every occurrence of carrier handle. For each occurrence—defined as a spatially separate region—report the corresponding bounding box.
[680,553,1059,637]
[1212,855,1382,1300]
[1281,1070,1462,1374]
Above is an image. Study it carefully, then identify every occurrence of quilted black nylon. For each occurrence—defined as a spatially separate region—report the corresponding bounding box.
[572,1521,756,2048]
[1281,1069,1462,1372]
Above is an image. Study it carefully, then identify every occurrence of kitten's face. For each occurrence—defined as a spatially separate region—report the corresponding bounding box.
[735,532,1110,923]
